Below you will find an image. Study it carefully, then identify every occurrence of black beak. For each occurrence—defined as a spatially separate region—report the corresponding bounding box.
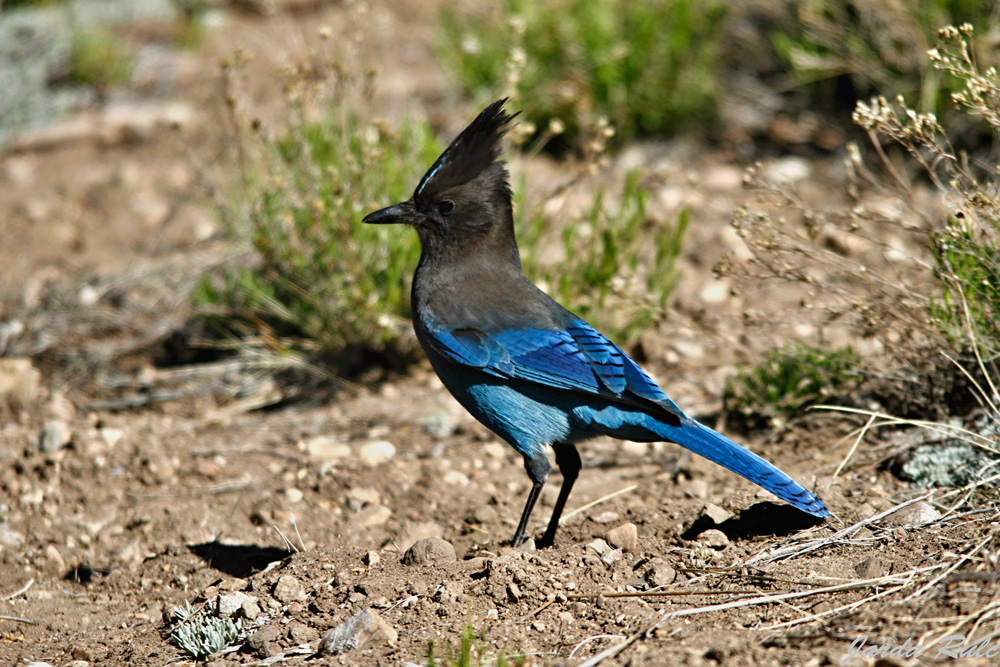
[363,200,416,225]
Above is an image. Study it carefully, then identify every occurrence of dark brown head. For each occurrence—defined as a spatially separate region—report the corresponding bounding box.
[363,100,520,263]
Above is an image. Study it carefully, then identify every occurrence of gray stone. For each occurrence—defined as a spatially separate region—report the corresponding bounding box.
[606,523,638,551]
[38,419,71,453]
[272,574,306,604]
[402,537,456,566]
[318,608,397,655]
[645,558,676,588]
[699,529,729,550]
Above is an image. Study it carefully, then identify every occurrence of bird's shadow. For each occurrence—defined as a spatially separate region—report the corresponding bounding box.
[188,541,293,579]
[681,502,824,542]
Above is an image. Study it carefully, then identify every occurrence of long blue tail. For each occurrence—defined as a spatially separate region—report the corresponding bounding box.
[653,416,829,518]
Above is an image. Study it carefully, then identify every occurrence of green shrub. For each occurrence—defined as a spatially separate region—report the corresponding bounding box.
[438,0,727,150]
[195,90,442,368]
[770,0,995,117]
[724,344,863,431]
[68,25,133,92]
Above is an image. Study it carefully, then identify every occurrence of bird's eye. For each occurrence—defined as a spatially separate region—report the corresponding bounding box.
[438,200,455,215]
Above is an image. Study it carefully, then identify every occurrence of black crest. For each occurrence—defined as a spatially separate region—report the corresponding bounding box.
[414,99,518,199]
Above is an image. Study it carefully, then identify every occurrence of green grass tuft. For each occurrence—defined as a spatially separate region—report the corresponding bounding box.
[724,344,863,431]
[438,0,726,150]
[195,101,442,368]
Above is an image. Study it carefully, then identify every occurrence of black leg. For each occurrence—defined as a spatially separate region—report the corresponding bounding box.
[537,443,581,548]
[511,452,550,547]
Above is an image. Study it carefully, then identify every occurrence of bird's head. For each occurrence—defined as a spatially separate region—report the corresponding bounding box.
[363,99,519,260]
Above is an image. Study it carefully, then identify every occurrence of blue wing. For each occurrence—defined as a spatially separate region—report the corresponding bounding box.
[429,319,683,418]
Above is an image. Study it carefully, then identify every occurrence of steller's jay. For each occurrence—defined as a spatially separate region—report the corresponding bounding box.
[364,99,829,547]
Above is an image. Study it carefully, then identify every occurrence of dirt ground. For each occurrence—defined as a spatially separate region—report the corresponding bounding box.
[2,2,999,666]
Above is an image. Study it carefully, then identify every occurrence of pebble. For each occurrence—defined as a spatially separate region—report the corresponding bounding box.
[41,544,66,577]
[701,503,733,526]
[443,470,469,486]
[350,504,392,529]
[246,624,281,657]
[590,511,620,525]
[602,548,624,565]
[402,537,456,566]
[606,523,638,552]
[272,574,306,604]
[318,608,397,654]
[687,479,709,500]
[38,419,72,453]
[587,538,611,557]
[359,440,396,466]
[698,529,729,550]
[0,525,25,548]
[854,557,884,579]
[305,435,351,461]
[645,558,677,587]
[506,582,521,602]
[363,551,380,566]
[0,357,41,410]
[217,591,258,618]
[345,486,381,512]
[888,502,941,527]
[98,428,124,449]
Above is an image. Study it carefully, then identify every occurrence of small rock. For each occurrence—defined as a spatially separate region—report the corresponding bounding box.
[701,503,732,526]
[345,486,381,512]
[217,591,257,618]
[38,419,72,453]
[645,558,676,588]
[402,537,456,566]
[318,608,398,654]
[687,479,709,500]
[587,538,612,557]
[602,548,624,564]
[0,357,41,413]
[306,436,351,461]
[287,620,318,644]
[71,645,96,661]
[363,551,380,566]
[888,502,941,527]
[246,624,281,657]
[698,529,729,550]
[359,440,396,466]
[46,391,76,422]
[443,470,469,486]
[99,428,124,449]
[854,557,884,579]
[486,608,498,620]
[606,523,638,551]
[272,574,307,604]
[284,487,303,503]
[472,505,499,524]
[0,525,25,547]
[506,582,521,602]
[42,544,65,577]
[350,504,392,528]
[590,511,620,525]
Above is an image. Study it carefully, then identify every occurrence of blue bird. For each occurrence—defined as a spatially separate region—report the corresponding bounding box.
[364,100,829,547]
